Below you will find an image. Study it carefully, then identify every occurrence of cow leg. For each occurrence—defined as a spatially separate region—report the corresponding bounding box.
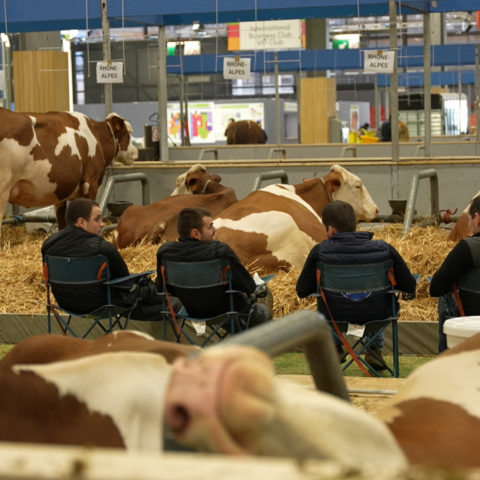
[0,183,12,244]
[54,202,67,230]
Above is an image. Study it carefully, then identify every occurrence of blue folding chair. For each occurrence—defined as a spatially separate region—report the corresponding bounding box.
[316,260,400,377]
[43,254,153,338]
[158,258,253,347]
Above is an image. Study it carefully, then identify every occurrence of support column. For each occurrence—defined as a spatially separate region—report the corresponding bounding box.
[389,0,399,165]
[157,26,169,161]
[101,0,112,117]
[424,13,432,156]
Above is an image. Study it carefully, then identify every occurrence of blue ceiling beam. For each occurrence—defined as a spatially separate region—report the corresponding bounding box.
[165,44,477,74]
[0,0,479,32]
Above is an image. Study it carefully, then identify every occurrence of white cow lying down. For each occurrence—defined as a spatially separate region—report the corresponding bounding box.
[1,327,480,470]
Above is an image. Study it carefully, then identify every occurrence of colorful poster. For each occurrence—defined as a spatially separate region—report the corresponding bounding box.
[167,102,215,144]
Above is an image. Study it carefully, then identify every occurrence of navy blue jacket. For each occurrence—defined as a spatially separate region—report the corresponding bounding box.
[296,232,416,324]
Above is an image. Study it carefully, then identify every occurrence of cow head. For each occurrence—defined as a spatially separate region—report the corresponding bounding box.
[324,164,379,222]
[106,113,138,165]
[171,164,209,195]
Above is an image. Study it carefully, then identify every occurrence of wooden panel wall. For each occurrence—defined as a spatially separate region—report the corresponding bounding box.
[299,77,337,144]
[13,50,69,112]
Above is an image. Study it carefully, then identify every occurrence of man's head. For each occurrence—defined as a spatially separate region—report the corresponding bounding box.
[177,207,215,241]
[66,198,104,235]
[468,196,480,235]
[322,200,356,238]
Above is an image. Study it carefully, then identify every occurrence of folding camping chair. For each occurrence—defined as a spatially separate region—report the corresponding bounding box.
[43,254,153,338]
[316,259,400,377]
[159,258,253,347]
[453,268,480,316]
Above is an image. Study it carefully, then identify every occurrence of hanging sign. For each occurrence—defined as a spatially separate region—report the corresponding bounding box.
[223,57,251,80]
[96,61,124,83]
[363,50,395,74]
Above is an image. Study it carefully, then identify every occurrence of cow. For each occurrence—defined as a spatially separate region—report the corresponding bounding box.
[213,164,379,272]
[0,330,198,370]
[447,190,480,242]
[376,332,480,468]
[171,163,208,195]
[2,329,480,469]
[0,108,138,237]
[0,335,404,469]
[225,120,266,145]
[114,167,237,248]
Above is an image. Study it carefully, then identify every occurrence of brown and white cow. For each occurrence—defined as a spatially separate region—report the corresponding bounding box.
[447,190,480,242]
[0,333,404,469]
[213,164,379,272]
[0,108,138,236]
[0,330,197,370]
[114,167,237,248]
[3,329,480,469]
[376,333,480,468]
[225,120,266,145]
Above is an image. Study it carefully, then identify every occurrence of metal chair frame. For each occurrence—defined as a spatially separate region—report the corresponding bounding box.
[159,258,253,347]
[43,254,151,339]
[316,260,400,377]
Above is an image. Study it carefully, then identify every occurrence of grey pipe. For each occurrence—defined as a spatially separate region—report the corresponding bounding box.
[219,310,350,402]
[98,173,150,217]
[402,169,439,236]
[252,170,289,191]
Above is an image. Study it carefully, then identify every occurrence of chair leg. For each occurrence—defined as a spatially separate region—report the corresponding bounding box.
[391,320,399,378]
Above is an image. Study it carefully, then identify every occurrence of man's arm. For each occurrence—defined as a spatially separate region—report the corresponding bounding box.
[296,245,319,298]
[388,245,416,294]
[430,240,472,297]
[101,242,130,279]
[220,244,256,294]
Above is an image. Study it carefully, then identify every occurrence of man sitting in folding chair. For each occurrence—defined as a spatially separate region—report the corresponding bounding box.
[42,198,179,330]
[156,207,271,337]
[430,195,480,353]
[296,200,416,371]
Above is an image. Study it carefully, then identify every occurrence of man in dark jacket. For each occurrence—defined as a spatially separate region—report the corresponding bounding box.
[430,195,480,353]
[156,207,271,327]
[296,200,416,369]
[42,198,169,319]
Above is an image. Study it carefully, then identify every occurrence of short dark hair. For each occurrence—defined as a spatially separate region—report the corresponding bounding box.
[65,198,98,226]
[322,200,356,233]
[469,196,480,218]
[177,207,212,238]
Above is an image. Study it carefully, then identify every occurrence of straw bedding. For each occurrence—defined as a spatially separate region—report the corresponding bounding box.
[0,223,452,322]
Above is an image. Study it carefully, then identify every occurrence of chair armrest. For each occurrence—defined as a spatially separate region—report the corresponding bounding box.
[105,270,155,287]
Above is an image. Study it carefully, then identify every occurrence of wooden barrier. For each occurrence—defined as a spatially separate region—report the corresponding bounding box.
[0,442,478,480]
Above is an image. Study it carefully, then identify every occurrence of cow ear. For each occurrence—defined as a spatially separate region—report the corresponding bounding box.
[109,114,125,132]
[187,178,202,194]
[211,174,222,183]
[323,171,343,193]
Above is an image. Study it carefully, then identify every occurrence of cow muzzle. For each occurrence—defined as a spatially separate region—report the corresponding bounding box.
[164,346,276,455]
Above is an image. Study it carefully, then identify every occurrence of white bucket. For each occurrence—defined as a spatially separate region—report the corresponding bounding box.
[443,316,480,348]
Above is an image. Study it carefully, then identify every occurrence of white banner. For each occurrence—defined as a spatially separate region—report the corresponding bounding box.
[96,61,124,83]
[363,50,395,74]
[223,57,251,80]
[239,19,302,51]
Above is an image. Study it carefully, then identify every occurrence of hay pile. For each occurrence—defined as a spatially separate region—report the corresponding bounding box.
[0,223,452,321]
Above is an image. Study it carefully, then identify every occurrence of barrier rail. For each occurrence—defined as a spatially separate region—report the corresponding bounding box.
[252,170,289,191]
[198,148,218,161]
[402,169,439,236]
